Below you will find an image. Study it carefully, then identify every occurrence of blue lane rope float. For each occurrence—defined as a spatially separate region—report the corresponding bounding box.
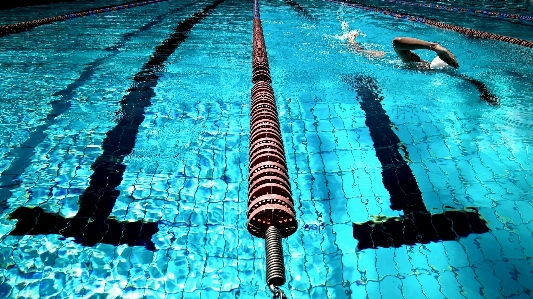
[326,0,533,49]
[0,0,170,37]
[375,0,533,23]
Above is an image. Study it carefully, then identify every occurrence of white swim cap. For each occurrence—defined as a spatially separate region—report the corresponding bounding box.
[430,56,449,69]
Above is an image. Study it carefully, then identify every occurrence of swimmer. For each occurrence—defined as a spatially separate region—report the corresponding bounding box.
[391,37,497,104]
[392,37,459,69]
[336,20,385,58]
[344,32,498,104]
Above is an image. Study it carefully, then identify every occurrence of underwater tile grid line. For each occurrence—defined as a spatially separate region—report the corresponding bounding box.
[0,0,532,299]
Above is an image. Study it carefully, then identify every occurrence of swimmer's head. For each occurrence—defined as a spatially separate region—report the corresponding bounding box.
[348,31,359,39]
[347,30,366,40]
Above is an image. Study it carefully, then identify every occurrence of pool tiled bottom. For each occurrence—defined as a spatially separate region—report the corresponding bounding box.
[0,90,532,298]
[0,0,532,297]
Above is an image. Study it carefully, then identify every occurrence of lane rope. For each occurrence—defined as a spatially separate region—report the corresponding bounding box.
[326,0,533,49]
[375,0,533,23]
[0,0,169,37]
[248,1,296,298]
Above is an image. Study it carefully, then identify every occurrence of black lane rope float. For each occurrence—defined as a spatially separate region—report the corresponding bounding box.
[8,0,226,250]
[0,0,169,38]
[375,0,533,23]
[248,0,296,298]
[326,0,533,49]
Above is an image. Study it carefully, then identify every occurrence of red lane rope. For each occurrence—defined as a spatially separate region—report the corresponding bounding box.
[247,0,297,239]
[327,0,533,49]
[0,0,169,37]
[377,0,533,23]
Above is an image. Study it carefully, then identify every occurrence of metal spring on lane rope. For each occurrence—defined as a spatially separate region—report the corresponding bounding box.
[265,226,286,287]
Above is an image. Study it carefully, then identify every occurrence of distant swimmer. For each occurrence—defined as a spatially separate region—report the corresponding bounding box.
[340,30,498,105]
[391,36,498,104]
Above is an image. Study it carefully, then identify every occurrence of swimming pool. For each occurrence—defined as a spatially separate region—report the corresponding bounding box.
[0,0,532,298]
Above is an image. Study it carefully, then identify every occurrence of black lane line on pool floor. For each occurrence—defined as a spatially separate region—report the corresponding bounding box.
[344,75,489,250]
[8,0,226,251]
[0,0,159,37]
[0,1,196,211]
[284,0,318,21]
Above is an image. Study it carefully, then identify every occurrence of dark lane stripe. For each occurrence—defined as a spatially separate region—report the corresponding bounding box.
[345,75,489,250]
[0,0,167,38]
[0,1,195,210]
[284,0,317,21]
[347,76,425,214]
[8,0,226,250]
[75,0,225,220]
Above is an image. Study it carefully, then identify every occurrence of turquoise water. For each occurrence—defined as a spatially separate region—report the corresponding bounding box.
[0,0,532,298]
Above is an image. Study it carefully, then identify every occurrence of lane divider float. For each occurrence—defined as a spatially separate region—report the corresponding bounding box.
[376,0,533,23]
[248,0,296,298]
[326,0,533,48]
[0,0,169,37]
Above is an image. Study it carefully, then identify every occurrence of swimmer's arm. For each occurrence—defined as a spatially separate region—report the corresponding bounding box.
[392,37,437,51]
[391,37,427,64]
[392,37,435,64]
[347,32,384,58]
[392,37,459,68]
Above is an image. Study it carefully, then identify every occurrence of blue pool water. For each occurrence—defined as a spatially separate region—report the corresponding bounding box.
[0,0,532,298]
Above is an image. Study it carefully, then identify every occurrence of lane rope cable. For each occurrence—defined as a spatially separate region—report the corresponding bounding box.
[375,0,533,23]
[326,0,533,49]
[0,0,170,37]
